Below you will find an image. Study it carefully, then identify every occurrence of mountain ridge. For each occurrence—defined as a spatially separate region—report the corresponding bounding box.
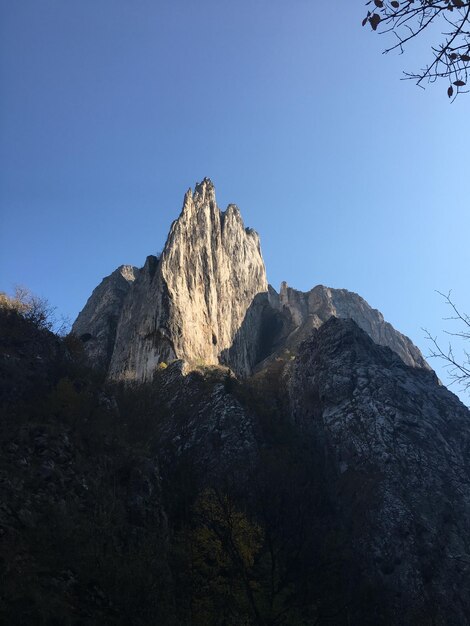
[72,179,429,380]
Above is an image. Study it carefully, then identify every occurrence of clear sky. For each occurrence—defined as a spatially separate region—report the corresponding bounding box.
[1,0,469,400]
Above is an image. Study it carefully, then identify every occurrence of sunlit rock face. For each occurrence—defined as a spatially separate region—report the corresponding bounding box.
[72,265,139,372]
[74,178,430,381]
[107,178,268,381]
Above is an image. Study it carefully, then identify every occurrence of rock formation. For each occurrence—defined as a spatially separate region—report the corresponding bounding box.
[105,179,268,380]
[4,181,470,623]
[268,282,429,369]
[72,265,139,371]
[73,179,430,381]
[287,317,470,622]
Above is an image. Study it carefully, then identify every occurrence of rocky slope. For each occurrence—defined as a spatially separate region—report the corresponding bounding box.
[0,305,172,624]
[287,317,470,623]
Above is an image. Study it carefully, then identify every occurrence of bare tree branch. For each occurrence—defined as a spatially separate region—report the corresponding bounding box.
[363,0,470,98]
[424,291,470,396]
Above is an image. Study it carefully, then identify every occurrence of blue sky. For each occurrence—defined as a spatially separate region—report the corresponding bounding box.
[1,0,469,399]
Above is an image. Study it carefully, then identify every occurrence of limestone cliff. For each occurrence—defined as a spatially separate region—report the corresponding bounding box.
[108,179,268,380]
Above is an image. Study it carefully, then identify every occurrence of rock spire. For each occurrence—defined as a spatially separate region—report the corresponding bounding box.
[107,178,268,380]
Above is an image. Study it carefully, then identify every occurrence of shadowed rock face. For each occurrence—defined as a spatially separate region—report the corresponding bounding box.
[267,282,429,370]
[287,318,470,623]
[73,179,429,380]
[72,265,139,372]
[3,303,470,623]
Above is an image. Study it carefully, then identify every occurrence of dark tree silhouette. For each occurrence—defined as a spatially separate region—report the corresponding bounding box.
[363,0,470,98]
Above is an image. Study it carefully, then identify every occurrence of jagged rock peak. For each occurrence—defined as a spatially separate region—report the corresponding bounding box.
[107,180,268,381]
[118,265,139,282]
[268,282,429,370]
[194,176,216,202]
[175,179,258,241]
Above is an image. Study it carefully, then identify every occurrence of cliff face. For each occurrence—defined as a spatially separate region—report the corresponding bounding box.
[74,179,429,381]
[107,179,268,380]
[267,282,429,369]
[287,318,470,622]
[72,265,139,372]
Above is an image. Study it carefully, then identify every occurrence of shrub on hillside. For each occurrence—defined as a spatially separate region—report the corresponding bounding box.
[0,286,68,334]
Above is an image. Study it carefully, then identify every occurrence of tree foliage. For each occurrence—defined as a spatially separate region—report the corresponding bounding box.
[363,0,470,98]
[185,488,264,625]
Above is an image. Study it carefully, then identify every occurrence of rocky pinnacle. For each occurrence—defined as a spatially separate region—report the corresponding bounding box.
[107,178,268,380]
